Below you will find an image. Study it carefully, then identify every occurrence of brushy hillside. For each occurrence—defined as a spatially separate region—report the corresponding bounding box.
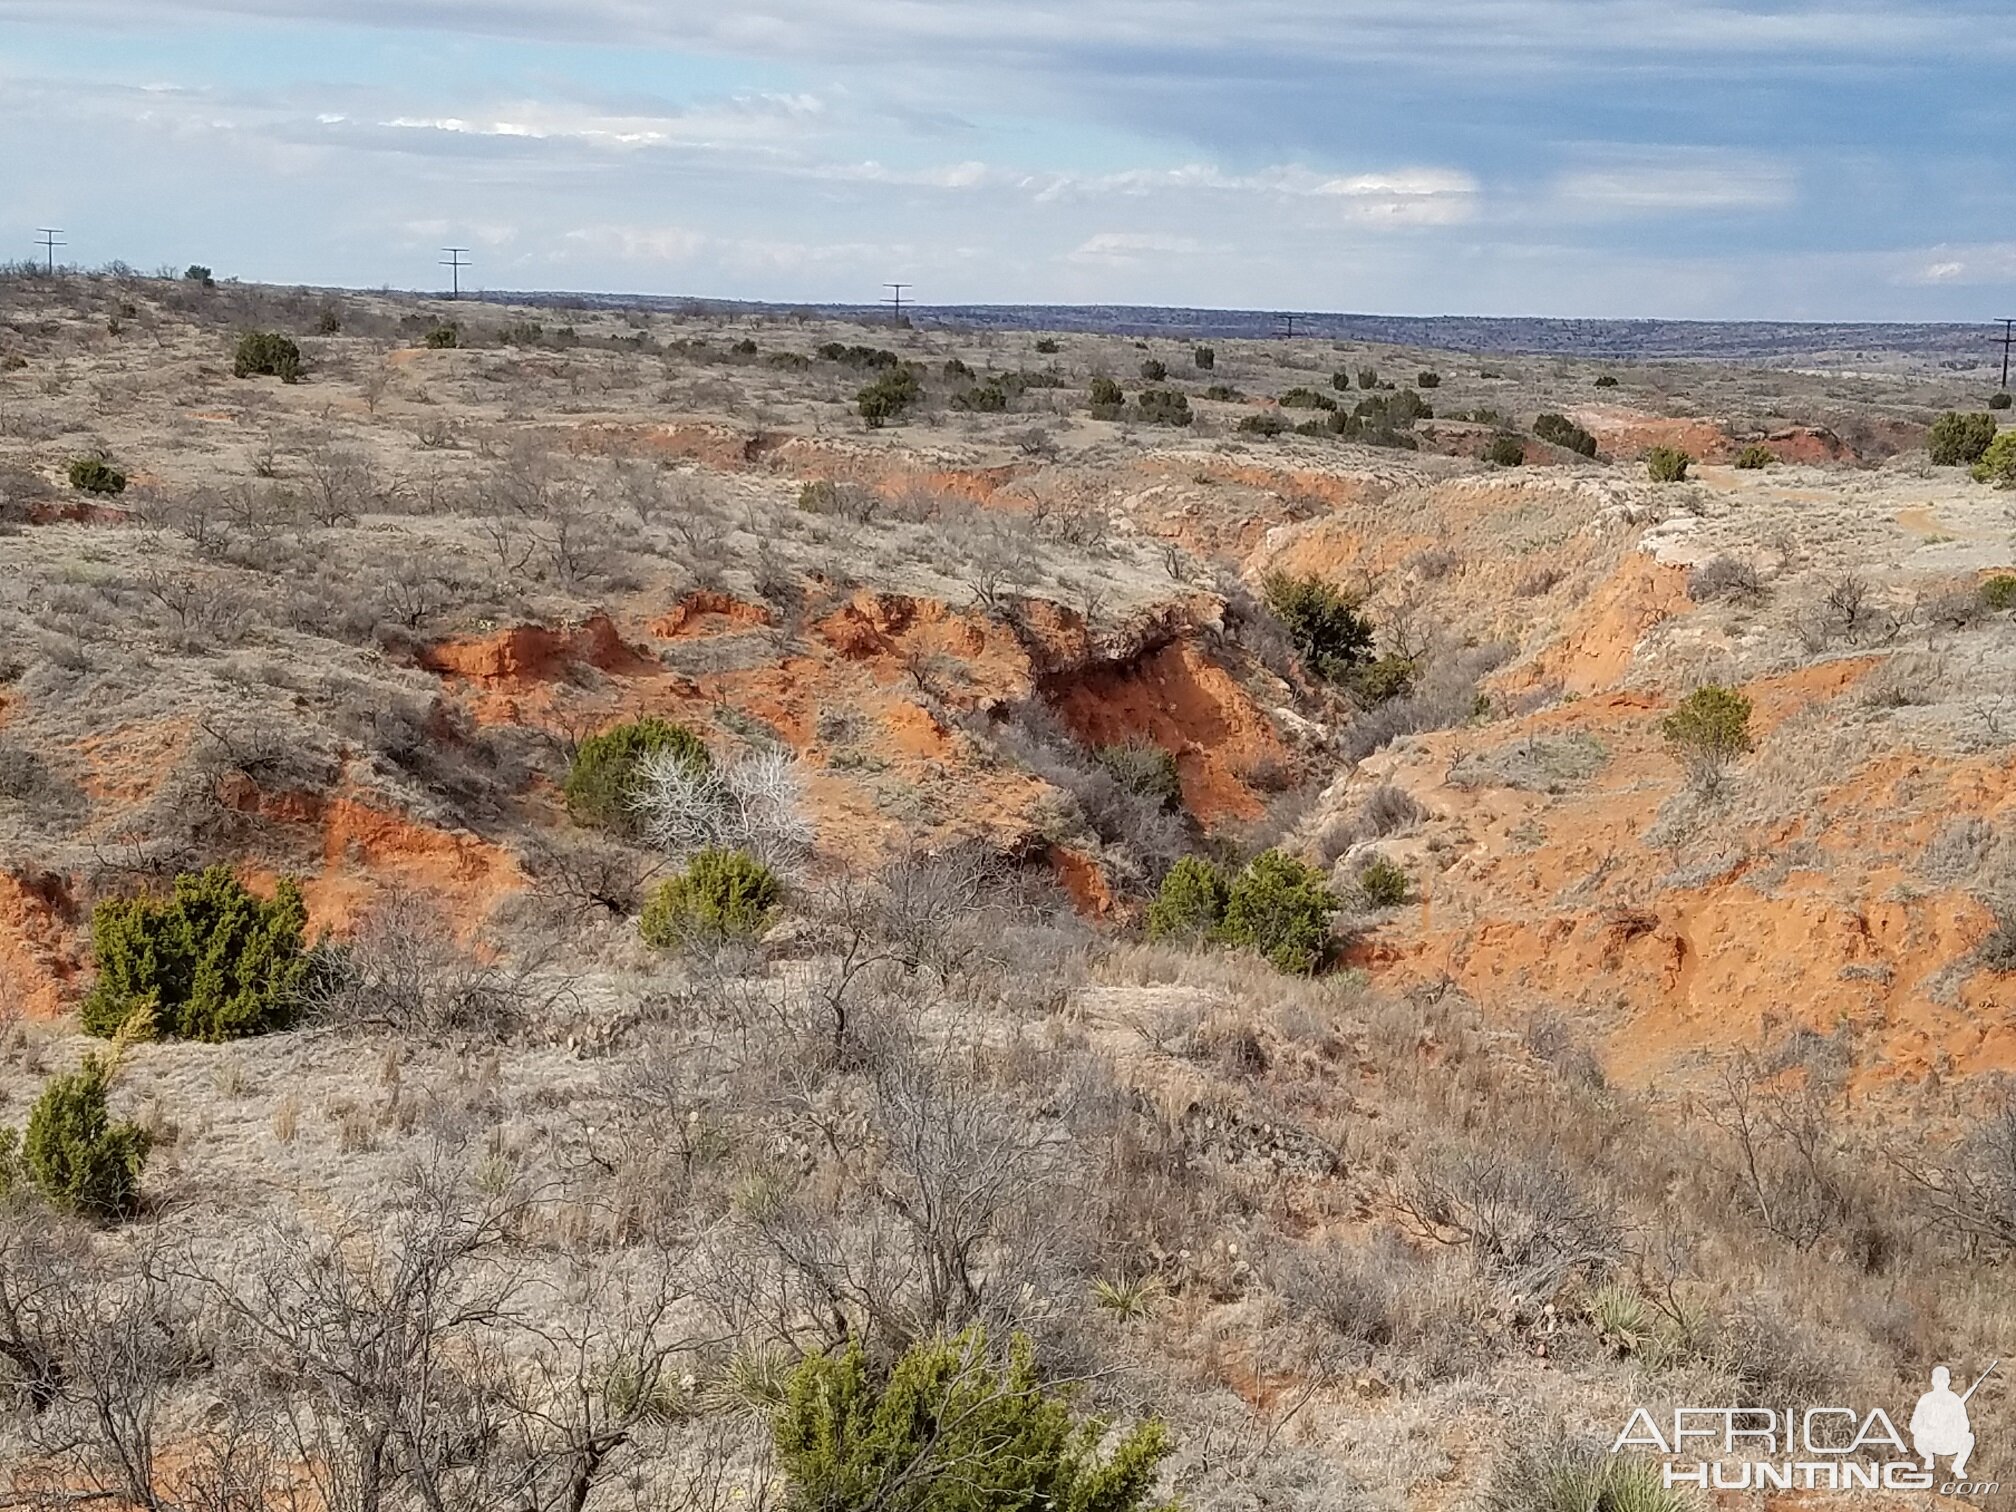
[0,268,2014,1510]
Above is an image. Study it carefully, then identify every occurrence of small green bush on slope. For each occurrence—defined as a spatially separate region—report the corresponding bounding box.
[0,1055,151,1220]
[234,331,303,382]
[1148,852,1339,975]
[1930,411,1998,467]
[82,866,313,1041]
[1261,571,1375,682]
[566,717,710,833]
[640,848,782,947]
[774,1329,1173,1512]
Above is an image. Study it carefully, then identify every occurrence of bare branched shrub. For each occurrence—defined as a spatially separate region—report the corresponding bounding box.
[1396,1138,1622,1296]
[1357,782,1424,839]
[629,747,813,871]
[1686,554,1763,604]
[199,1168,527,1512]
[1799,569,1899,650]
[715,1041,1074,1355]
[1700,1052,1881,1261]
[303,890,571,1037]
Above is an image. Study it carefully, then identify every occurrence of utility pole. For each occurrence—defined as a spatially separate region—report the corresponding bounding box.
[1275,312,1298,339]
[883,282,911,321]
[1998,318,2014,393]
[441,248,470,300]
[35,228,64,275]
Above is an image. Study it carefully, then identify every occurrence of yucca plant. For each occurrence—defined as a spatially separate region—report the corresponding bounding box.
[1092,1273,1170,1320]
[701,1345,798,1419]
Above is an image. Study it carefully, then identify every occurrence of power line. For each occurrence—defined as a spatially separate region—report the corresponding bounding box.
[35,228,64,275]
[441,247,471,300]
[883,282,911,320]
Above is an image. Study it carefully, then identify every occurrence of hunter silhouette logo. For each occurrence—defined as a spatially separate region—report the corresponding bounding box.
[1911,1361,1994,1480]
[1613,1360,2000,1495]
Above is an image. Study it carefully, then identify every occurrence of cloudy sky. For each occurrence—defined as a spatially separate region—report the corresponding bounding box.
[2,0,2013,318]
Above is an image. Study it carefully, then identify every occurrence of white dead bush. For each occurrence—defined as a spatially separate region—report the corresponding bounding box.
[628,745,813,870]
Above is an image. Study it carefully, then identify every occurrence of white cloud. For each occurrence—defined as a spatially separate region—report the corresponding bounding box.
[1068,232,1206,264]
[376,92,823,151]
[1551,148,1796,217]
[1030,163,1479,225]
[1894,244,2016,286]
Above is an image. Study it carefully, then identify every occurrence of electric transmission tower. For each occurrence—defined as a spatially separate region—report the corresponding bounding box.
[441,248,471,300]
[35,228,64,275]
[883,283,911,321]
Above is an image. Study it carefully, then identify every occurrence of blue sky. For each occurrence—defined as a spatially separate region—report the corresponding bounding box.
[1,0,2013,318]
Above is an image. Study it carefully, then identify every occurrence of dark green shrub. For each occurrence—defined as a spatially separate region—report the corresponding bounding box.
[82,867,311,1041]
[1351,393,1425,429]
[1645,446,1691,483]
[1930,411,1998,466]
[1331,370,1352,392]
[1279,387,1336,411]
[424,324,460,350]
[1202,384,1242,401]
[1595,374,1619,388]
[5,1056,151,1220]
[315,308,341,336]
[1980,574,2016,611]
[1139,358,1167,382]
[1326,409,1418,449]
[1488,435,1526,467]
[1734,443,1776,470]
[1357,367,1379,390]
[639,848,780,947]
[730,337,758,356]
[1134,389,1192,427]
[1661,684,1752,789]
[858,366,923,427]
[1221,851,1339,975]
[1262,571,1375,680]
[184,264,215,288]
[1096,742,1183,809]
[1035,338,1061,354]
[819,343,901,369]
[1237,412,1287,437]
[566,717,709,833]
[775,1330,1172,1512]
[942,358,974,381]
[67,458,127,495]
[1347,654,1419,705]
[1978,912,2016,975]
[1356,856,1410,908]
[1146,858,1231,944]
[234,331,303,382]
[1972,431,2016,488]
[1990,392,2013,411]
[1417,370,1441,388]
[952,383,1009,414]
[1193,345,1215,370]
[1533,413,1597,456]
